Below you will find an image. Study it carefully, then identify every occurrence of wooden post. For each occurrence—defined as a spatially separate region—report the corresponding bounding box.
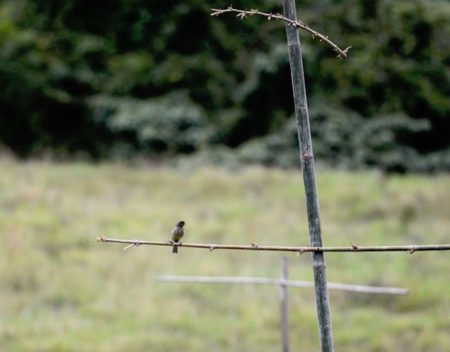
[280,257,289,352]
[282,0,334,350]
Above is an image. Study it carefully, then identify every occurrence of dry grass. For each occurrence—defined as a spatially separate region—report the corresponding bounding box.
[0,157,449,351]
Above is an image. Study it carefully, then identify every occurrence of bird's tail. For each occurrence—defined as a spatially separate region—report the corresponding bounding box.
[172,244,178,254]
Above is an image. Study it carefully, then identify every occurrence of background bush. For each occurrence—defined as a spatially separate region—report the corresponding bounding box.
[0,0,448,171]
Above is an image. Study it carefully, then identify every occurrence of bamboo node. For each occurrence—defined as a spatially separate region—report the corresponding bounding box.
[302,152,314,160]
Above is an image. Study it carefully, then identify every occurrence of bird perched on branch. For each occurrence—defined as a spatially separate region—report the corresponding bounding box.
[171,220,185,254]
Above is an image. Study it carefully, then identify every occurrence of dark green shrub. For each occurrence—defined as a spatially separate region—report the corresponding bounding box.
[90,92,210,153]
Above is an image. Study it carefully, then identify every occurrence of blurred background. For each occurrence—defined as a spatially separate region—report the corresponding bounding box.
[0,0,449,351]
[0,0,448,171]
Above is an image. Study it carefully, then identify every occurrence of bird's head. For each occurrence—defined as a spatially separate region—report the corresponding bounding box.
[176,220,185,227]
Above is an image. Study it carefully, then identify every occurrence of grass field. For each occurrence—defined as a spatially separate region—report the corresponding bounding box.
[0,156,449,351]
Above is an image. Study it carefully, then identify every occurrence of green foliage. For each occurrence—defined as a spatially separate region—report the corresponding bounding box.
[236,104,439,173]
[0,0,448,171]
[305,0,450,150]
[90,92,210,153]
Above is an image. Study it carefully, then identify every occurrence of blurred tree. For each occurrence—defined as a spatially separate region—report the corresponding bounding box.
[90,91,210,153]
[229,0,450,171]
[0,0,448,171]
[237,103,437,173]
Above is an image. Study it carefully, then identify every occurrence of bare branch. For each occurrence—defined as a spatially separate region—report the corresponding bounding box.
[97,236,450,253]
[211,6,351,59]
[157,275,408,295]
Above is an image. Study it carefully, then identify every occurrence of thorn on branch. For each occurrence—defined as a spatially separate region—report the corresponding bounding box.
[408,247,416,255]
[123,243,140,251]
[351,243,359,251]
[297,248,305,256]
[209,246,215,252]
[337,46,352,59]
[251,242,260,249]
[343,46,352,55]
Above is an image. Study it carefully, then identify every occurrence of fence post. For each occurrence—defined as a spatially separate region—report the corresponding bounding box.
[282,0,334,351]
[280,257,289,352]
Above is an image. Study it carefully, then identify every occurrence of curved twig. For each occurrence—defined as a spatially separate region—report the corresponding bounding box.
[211,6,351,58]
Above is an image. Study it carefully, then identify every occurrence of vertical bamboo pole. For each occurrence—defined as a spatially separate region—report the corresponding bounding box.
[280,257,289,352]
[281,1,334,351]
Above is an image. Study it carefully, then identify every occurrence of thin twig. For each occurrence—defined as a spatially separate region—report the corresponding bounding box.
[157,275,408,295]
[211,6,351,58]
[97,237,450,253]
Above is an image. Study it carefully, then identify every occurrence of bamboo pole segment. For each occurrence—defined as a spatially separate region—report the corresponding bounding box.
[282,0,333,349]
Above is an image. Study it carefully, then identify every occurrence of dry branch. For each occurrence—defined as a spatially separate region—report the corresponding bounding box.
[157,275,408,295]
[211,6,351,58]
[96,236,450,254]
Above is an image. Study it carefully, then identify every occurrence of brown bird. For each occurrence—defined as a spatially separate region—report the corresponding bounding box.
[171,220,185,254]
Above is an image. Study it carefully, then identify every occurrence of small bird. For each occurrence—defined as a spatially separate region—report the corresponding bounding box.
[171,220,185,254]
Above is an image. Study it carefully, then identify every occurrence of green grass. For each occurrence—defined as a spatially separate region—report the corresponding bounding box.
[0,157,449,351]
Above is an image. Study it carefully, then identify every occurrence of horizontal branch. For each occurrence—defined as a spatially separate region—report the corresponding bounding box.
[211,6,351,58]
[157,275,408,295]
[96,236,450,254]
